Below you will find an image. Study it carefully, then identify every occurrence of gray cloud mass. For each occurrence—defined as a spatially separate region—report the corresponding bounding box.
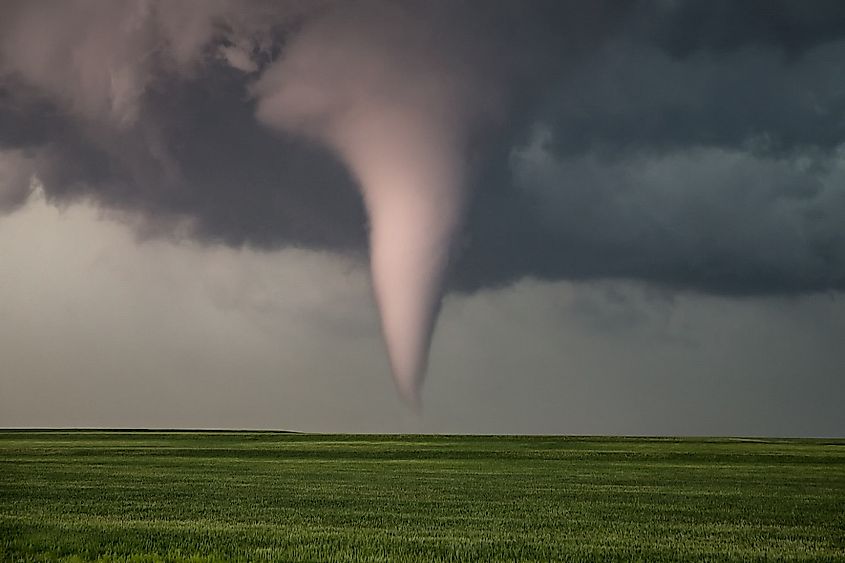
[3,0,844,297]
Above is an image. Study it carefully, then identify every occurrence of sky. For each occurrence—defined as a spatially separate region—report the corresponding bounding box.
[1,0,844,435]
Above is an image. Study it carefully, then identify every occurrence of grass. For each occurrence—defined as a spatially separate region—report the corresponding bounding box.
[1,431,843,562]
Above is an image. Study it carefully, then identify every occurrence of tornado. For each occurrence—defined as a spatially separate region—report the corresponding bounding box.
[338,111,467,405]
[254,4,497,405]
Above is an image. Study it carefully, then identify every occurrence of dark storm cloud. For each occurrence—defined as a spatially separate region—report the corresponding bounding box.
[641,0,845,58]
[456,31,845,294]
[1,0,844,295]
[457,0,845,295]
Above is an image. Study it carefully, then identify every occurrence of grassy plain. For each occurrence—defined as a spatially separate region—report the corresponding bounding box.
[1,431,843,562]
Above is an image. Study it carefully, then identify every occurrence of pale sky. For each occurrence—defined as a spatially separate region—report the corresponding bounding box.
[1,190,842,435]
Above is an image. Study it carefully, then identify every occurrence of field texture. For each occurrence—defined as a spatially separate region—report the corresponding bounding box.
[1,432,843,562]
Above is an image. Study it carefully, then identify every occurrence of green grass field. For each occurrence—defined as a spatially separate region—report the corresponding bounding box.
[1,432,843,562]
